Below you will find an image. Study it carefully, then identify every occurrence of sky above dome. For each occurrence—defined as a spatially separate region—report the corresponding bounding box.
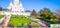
[0,0,60,12]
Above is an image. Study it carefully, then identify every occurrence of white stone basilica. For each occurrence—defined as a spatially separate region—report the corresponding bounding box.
[8,0,24,15]
[0,0,31,16]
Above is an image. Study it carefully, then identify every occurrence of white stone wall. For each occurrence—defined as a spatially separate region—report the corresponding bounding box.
[0,11,11,15]
[0,11,31,16]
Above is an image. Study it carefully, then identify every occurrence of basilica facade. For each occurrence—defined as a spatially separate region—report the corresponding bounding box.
[0,0,31,16]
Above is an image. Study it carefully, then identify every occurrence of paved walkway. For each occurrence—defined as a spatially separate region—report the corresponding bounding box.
[30,18,48,28]
[30,18,45,25]
[0,15,11,26]
[25,16,46,26]
[0,16,6,23]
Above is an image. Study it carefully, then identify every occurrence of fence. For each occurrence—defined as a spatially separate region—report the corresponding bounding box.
[1,26,50,28]
[0,22,50,28]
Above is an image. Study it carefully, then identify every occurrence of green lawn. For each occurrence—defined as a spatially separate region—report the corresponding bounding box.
[8,15,39,26]
[0,15,5,19]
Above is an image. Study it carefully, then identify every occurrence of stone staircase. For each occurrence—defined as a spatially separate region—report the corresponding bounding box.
[0,15,11,26]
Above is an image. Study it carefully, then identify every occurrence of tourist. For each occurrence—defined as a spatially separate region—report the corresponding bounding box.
[22,23,24,28]
[28,22,31,28]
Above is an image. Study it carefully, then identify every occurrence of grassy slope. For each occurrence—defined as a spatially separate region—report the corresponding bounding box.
[0,15,5,19]
[8,15,39,26]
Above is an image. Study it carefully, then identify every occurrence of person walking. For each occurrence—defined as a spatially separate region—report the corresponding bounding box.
[28,22,32,28]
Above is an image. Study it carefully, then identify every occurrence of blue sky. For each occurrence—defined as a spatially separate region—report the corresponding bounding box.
[0,0,60,12]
